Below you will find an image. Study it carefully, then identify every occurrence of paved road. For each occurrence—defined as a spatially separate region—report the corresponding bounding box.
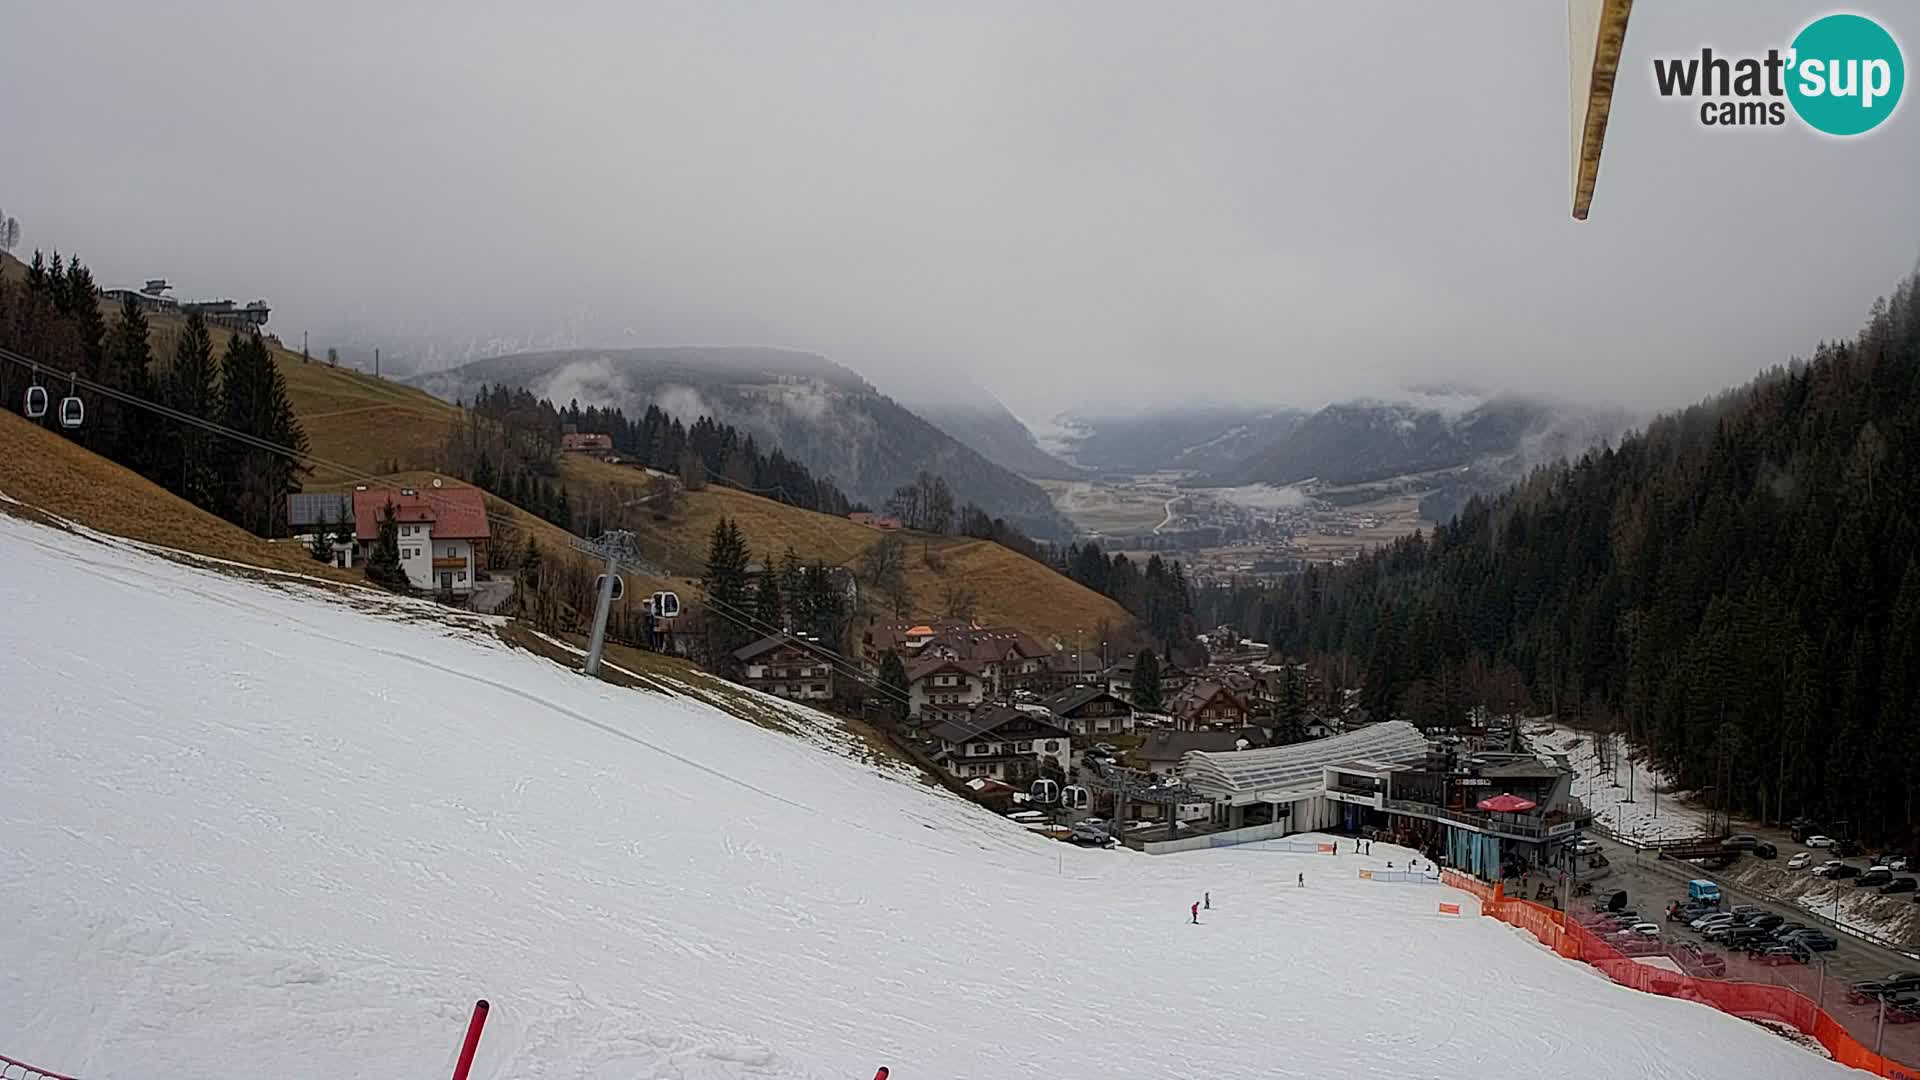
[1576,833,1920,1063]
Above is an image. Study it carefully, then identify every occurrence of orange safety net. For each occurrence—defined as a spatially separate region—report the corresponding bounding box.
[1440,871,1920,1079]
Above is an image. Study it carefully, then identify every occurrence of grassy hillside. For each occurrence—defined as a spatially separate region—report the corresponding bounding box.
[211,334,1130,644]
[0,247,1130,646]
[0,408,361,583]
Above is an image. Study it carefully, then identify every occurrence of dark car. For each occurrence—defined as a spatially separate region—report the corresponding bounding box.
[1851,981,1894,1005]
[1858,868,1894,888]
[1753,841,1778,859]
[1882,877,1919,895]
[1755,944,1809,966]
[1830,864,1862,880]
[1770,923,1809,941]
[1722,834,1760,851]
[1750,913,1784,931]
[1795,932,1840,952]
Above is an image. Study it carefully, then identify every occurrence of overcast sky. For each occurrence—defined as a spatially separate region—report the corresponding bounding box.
[3,1,1915,420]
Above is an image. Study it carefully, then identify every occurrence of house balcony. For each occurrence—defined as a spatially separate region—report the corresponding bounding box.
[432,557,468,571]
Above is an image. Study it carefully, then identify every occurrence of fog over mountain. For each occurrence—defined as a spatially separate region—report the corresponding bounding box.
[5,3,1915,423]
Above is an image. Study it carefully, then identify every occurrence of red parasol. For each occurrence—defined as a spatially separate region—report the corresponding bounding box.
[1477,792,1537,813]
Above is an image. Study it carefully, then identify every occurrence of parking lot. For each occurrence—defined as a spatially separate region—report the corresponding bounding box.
[1580,832,1920,1063]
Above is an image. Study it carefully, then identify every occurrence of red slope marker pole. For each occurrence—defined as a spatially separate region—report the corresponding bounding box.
[873,1069,890,1080]
[451,999,490,1080]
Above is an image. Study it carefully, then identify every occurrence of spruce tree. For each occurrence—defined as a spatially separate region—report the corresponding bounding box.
[878,650,910,725]
[753,559,786,631]
[1133,649,1164,711]
[310,510,336,562]
[101,294,154,470]
[160,312,220,509]
[701,516,752,664]
[364,501,409,590]
[215,334,308,536]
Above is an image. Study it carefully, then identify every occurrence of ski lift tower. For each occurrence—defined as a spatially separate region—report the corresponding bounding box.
[573,529,641,678]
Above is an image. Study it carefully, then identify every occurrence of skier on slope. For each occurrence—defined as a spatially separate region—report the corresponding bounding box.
[1297,872,1304,887]
[1204,891,1211,910]
[1191,900,1200,924]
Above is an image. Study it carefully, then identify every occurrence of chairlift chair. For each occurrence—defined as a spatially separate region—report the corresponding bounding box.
[57,372,83,429]
[24,383,48,419]
[595,574,625,601]
[1063,784,1091,811]
[1029,779,1059,806]
[650,590,682,619]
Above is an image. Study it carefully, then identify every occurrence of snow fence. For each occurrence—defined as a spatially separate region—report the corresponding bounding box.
[1441,870,1920,1079]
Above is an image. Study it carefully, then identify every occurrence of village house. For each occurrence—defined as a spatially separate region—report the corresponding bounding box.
[1041,686,1134,739]
[350,484,490,594]
[928,704,1072,784]
[286,493,356,567]
[560,431,614,454]
[733,634,835,702]
[1168,680,1252,732]
[907,657,989,719]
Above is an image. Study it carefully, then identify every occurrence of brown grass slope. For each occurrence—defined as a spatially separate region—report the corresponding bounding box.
[237,345,1130,644]
[0,408,361,582]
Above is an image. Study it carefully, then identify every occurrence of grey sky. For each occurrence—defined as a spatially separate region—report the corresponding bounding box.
[3,1,1915,420]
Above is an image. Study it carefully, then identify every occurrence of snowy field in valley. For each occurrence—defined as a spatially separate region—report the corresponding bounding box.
[0,513,1851,1079]
[1528,723,1710,844]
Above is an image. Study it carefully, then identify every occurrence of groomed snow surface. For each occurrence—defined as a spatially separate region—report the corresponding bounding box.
[0,514,1850,1079]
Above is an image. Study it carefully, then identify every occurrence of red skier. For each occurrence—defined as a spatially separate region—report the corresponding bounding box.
[1190,900,1200,924]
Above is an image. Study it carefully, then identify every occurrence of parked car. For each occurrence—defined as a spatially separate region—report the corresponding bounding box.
[1892,856,1912,872]
[1755,944,1809,966]
[1789,852,1813,869]
[1572,839,1603,855]
[1069,820,1112,846]
[1857,867,1893,887]
[1807,835,1838,848]
[1794,932,1839,952]
[1750,913,1784,931]
[1830,864,1862,880]
[1675,944,1728,977]
[1693,913,1736,932]
[1753,841,1778,859]
[1722,834,1760,851]
[1851,981,1894,1005]
[1769,923,1809,942]
[1881,877,1919,895]
[1091,743,1120,757]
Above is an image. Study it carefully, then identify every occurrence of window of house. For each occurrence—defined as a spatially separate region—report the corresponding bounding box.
[456,571,466,583]
[1016,741,1032,753]
[1044,740,1058,752]
[970,743,988,756]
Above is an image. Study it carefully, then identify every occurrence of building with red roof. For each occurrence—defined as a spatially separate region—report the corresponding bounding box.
[350,483,490,594]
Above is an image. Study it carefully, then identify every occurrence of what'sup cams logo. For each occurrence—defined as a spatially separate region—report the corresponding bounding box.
[1653,13,1904,135]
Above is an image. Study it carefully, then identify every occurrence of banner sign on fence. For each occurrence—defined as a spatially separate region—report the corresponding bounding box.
[1438,902,1462,916]
[1316,843,1335,854]
[1359,870,1374,880]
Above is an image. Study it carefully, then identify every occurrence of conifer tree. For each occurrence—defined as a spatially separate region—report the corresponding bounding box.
[752,557,786,631]
[701,516,752,664]
[364,501,409,590]
[159,312,220,509]
[215,334,308,536]
[310,510,336,562]
[1132,649,1164,712]
[878,650,910,725]
[101,294,153,468]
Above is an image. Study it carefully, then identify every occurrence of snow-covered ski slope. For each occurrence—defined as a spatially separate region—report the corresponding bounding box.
[0,513,1847,1079]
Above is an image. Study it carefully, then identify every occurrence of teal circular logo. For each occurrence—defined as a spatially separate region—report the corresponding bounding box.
[1787,14,1904,136]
